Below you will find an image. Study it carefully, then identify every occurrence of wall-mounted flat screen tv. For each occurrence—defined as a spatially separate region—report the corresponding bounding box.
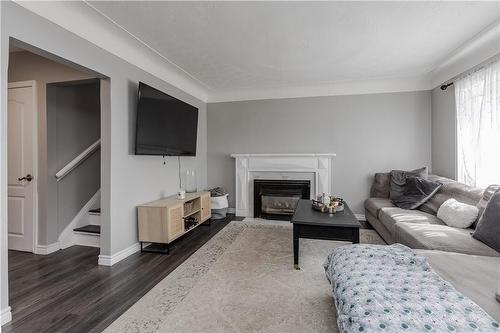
[135,82,198,156]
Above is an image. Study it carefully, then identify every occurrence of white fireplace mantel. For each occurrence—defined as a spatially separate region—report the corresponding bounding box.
[231,153,336,217]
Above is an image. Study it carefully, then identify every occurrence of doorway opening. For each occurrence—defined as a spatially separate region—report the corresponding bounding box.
[8,42,103,255]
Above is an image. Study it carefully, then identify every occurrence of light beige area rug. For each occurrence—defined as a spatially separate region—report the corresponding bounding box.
[105,219,385,333]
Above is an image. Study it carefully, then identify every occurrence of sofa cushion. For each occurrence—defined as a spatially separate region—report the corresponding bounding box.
[364,198,394,218]
[378,207,444,236]
[418,174,483,216]
[395,223,499,257]
[370,172,391,198]
[389,166,428,200]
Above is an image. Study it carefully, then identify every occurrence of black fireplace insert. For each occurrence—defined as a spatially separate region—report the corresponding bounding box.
[253,179,310,220]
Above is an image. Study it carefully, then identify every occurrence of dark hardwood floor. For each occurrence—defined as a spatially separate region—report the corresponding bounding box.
[2,215,241,333]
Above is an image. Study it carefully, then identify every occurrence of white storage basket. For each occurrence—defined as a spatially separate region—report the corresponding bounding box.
[211,194,229,210]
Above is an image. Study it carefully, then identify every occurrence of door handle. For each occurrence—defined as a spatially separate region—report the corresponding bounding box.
[18,174,33,182]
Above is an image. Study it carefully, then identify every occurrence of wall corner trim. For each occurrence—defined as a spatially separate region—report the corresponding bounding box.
[1,306,12,325]
[35,242,61,255]
[98,242,140,266]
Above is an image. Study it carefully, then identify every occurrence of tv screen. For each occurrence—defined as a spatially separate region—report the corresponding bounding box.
[135,82,198,156]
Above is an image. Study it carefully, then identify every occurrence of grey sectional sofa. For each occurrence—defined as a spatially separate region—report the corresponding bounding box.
[365,173,499,257]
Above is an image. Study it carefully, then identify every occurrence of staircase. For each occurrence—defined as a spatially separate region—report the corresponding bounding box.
[71,208,101,248]
[55,140,101,250]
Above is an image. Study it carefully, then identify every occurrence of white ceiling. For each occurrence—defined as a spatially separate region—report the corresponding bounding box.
[82,2,500,101]
[86,1,500,100]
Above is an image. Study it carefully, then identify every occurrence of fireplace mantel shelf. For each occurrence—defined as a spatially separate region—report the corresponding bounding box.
[231,153,336,158]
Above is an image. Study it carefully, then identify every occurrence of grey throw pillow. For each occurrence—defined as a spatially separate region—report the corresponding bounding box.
[392,176,442,210]
[473,190,500,252]
[389,167,428,200]
[475,184,500,228]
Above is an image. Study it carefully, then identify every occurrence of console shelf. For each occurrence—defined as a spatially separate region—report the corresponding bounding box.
[137,191,211,254]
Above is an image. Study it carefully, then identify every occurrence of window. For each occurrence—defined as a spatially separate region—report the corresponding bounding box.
[455,60,500,188]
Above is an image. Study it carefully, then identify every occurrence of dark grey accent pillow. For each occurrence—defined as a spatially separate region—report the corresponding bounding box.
[475,184,500,228]
[473,190,500,252]
[389,167,428,200]
[392,176,442,210]
[370,173,391,198]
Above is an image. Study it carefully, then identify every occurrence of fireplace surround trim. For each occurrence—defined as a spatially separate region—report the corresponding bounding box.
[231,153,335,217]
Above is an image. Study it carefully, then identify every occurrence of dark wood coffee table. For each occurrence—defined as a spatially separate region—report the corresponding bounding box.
[290,199,361,269]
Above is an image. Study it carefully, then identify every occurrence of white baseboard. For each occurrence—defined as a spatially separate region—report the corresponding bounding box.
[355,213,366,221]
[227,207,236,214]
[98,242,140,266]
[59,190,100,249]
[1,306,12,325]
[35,242,60,255]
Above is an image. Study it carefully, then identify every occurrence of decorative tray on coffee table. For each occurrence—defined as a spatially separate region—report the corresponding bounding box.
[312,196,345,214]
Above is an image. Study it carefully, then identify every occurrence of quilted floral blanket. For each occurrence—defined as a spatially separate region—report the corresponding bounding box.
[324,244,500,333]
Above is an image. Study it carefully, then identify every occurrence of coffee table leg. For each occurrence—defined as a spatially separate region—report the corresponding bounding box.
[352,228,360,244]
[293,224,300,270]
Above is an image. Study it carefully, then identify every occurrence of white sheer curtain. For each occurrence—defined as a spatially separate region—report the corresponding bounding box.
[455,60,500,188]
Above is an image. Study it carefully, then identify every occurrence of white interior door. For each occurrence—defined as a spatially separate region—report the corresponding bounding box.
[8,81,36,252]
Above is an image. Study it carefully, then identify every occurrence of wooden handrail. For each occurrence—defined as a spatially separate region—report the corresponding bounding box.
[55,139,100,182]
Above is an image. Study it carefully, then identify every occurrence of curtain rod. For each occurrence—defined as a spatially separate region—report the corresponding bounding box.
[440,82,454,91]
[440,55,500,91]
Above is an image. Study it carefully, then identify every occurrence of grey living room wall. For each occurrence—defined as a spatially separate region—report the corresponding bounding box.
[431,85,456,180]
[208,91,432,214]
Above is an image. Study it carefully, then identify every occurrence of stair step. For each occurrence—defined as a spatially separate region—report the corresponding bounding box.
[73,225,100,235]
[89,208,101,215]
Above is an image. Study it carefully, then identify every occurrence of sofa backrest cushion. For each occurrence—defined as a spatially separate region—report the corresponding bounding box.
[418,175,483,216]
[370,172,391,198]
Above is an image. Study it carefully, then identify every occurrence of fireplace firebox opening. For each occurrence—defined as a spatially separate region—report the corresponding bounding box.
[253,179,310,220]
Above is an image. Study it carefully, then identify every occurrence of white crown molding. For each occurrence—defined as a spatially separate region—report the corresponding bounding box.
[207,76,432,103]
[14,1,209,102]
[98,242,140,266]
[430,19,500,88]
